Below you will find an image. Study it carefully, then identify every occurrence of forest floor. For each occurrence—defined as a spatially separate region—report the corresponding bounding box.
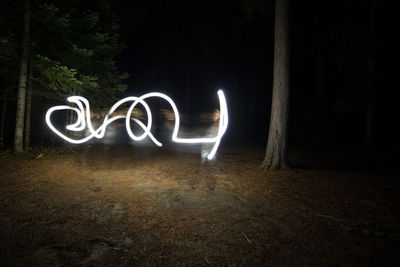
[0,144,399,266]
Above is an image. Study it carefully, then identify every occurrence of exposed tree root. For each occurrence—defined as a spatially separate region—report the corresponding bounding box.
[260,156,290,171]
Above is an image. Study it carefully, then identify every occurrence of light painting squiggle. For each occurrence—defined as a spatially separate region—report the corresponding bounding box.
[45,90,228,160]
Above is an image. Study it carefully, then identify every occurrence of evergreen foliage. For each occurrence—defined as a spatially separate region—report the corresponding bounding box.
[1,0,128,106]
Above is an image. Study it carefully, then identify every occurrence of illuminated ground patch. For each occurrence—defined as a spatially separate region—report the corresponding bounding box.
[0,147,399,265]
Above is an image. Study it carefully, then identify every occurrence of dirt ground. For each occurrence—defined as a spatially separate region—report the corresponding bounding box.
[0,145,399,266]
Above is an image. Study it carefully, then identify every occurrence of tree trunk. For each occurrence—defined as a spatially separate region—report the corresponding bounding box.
[184,45,191,121]
[65,109,70,134]
[68,88,76,127]
[261,0,290,171]
[365,0,376,152]
[13,0,31,153]
[0,90,7,148]
[182,5,192,121]
[24,62,32,150]
[314,18,324,145]
[248,86,256,143]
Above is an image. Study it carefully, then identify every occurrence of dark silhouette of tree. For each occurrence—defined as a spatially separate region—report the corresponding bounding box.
[0,0,127,151]
[261,0,290,171]
[24,62,32,150]
[0,88,8,148]
[365,0,376,153]
[14,0,30,153]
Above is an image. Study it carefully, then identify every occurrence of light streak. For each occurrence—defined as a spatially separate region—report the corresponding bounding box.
[45,90,228,160]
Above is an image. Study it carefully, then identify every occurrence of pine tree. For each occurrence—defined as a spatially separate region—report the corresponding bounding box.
[260,0,290,170]
[1,0,128,150]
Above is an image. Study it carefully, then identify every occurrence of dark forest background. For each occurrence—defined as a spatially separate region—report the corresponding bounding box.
[110,0,400,165]
[1,0,399,167]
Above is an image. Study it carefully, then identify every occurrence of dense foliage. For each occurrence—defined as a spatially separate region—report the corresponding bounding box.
[0,0,128,106]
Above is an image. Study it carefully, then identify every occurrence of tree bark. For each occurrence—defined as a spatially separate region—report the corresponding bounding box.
[261,0,290,171]
[0,90,7,148]
[13,0,31,153]
[24,62,32,150]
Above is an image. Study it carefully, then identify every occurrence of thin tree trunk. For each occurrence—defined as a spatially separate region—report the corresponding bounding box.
[0,90,7,148]
[182,4,192,121]
[365,0,376,152]
[261,0,290,171]
[69,109,73,125]
[232,28,239,94]
[14,0,31,153]
[248,86,256,142]
[24,62,32,150]
[314,21,324,145]
[185,45,191,121]
[68,88,76,126]
[65,109,70,134]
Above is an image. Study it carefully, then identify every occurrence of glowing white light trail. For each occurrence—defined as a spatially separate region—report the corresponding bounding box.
[45,90,228,160]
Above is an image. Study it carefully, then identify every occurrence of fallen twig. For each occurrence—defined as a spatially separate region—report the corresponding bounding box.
[242,231,252,243]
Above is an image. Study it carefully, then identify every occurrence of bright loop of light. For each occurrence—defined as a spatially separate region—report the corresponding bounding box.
[45,90,228,160]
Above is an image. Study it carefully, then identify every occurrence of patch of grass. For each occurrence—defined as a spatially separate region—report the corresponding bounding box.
[0,149,12,159]
[0,145,89,160]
